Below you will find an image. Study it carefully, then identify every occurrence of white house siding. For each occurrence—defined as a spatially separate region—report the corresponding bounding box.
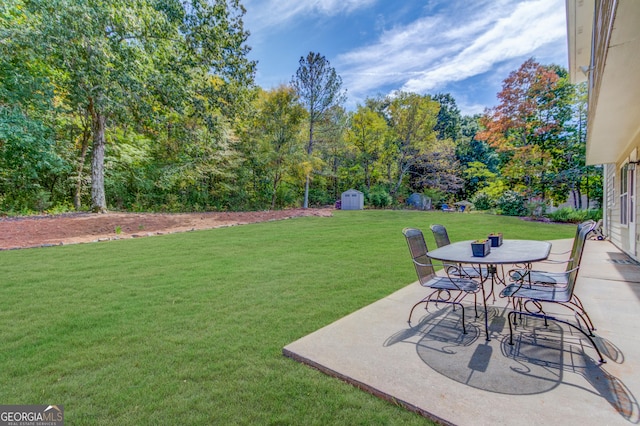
[604,163,616,245]
[605,163,623,250]
[566,0,640,260]
[607,147,640,261]
[635,169,640,261]
[609,164,629,251]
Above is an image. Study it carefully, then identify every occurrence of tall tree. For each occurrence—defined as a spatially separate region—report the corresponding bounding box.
[410,140,463,195]
[0,1,64,211]
[433,93,461,142]
[20,0,254,212]
[386,92,439,196]
[314,105,349,202]
[412,93,464,196]
[345,106,387,191]
[456,115,498,170]
[455,115,499,199]
[551,80,601,207]
[291,52,346,208]
[251,86,306,209]
[476,58,572,200]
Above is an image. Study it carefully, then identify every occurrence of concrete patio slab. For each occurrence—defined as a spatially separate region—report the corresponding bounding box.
[283,239,640,425]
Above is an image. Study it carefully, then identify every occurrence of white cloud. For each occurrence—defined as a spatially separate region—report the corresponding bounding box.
[243,0,376,33]
[335,0,567,101]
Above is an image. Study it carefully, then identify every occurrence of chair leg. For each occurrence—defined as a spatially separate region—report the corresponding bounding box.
[473,293,479,318]
[407,289,440,324]
[570,294,596,331]
[407,298,431,325]
[458,302,466,334]
[508,311,516,345]
[511,298,524,325]
[507,310,605,363]
[546,299,596,336]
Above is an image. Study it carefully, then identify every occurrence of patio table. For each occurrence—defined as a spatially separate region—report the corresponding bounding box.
[427,239,552,340]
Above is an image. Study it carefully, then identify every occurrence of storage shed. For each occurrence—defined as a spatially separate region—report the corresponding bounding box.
[341,189,364,210]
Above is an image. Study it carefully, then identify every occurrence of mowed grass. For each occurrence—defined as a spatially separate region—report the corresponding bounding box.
[0,210,575,424]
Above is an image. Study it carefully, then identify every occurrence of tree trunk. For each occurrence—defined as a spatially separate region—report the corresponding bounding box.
[391,152,408,196]
[333,156,339,201]
[364,160,369,191]
[74,119,91,210]
[585,173,590,209]
[392,168,405,196]
[303,175,310,209]
[577,188,583,209]
[271,170,281,210]
[303,121,314,209]
[89,100,107,213]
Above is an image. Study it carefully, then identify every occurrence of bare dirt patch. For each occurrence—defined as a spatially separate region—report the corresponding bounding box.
[0,208,333,250]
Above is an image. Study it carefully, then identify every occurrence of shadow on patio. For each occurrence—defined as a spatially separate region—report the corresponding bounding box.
[284,239,640,425]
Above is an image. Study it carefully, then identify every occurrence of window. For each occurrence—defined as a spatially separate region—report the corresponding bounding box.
[621,164,629,225]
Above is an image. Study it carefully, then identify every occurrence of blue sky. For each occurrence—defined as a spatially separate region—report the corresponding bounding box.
[242,0,568,116]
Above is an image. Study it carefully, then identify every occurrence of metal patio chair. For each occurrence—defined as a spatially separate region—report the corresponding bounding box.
[500,223,605,363]
[508,220,596,286]
[548,219,596,255]
[429,224,488,279]
[403,228,482,333]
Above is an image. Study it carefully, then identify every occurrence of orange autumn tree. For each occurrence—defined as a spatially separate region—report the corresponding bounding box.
[476,58,573,201]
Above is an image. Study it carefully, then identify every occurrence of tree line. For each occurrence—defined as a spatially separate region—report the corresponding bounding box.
[0,0,600,215]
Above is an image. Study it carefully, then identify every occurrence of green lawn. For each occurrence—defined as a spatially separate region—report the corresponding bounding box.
[0,210,575,424]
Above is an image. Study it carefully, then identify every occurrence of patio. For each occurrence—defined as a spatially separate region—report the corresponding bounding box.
[283,238,640,425]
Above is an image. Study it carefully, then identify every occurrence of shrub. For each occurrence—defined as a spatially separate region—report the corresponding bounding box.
[497,190,527,216]
[46,202,75,215]
[308,188,335,207]
[471,192,493,211]
[367,186,392,208]
[0,189,53,215]
[546,207,602,223]
[526,200,547,218]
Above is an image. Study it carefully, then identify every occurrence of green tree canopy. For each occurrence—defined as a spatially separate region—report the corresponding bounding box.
[345,106,387,191]
[386,91,439,195]
[11,0,255,212]
[477,58,573,200]
[291,52,346,208]
[248,86,306,209]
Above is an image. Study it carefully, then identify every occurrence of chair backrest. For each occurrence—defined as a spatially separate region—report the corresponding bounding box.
[403,228,436,286]
[593,218,603,231]
[579,219,596,231]
[430,224,451,248]
[564,222,595,296]
[566,220,596,272]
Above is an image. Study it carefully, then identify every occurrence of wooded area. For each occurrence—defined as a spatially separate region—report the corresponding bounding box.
[0,0,601,215]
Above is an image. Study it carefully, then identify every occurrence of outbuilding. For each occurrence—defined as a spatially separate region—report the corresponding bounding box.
[341,189,364,210]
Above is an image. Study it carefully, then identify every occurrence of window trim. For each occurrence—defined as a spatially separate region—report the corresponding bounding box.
[621,163,629,227]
